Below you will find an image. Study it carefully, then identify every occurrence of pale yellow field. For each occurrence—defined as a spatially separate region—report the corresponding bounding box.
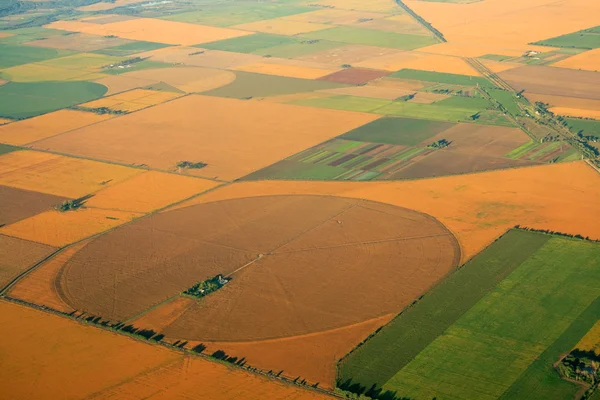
[295,44,402,66]
[0,151,142,198]
[283,9,386,25]
[143,47,262,69]
[1,63,107,82]
[234,60,339,79]
[553,48,600,72]
[47,19,253,46]
[525,93,600,113]
[0,110,112,146]
[0,118,12,125]
[479,58,522,73]
[405,0,600,56]
[550,107,600,120]
[350,15,429,36]
[86,171,220,213]
[119,67,236,93]
[362,52,481,75]
[95,75,159,96]
[302,0,399,13]
[78,0,148,11]
[319,84,414,100]
[81,89,183,112]
[0,208,141,247]
[233,19,331,35]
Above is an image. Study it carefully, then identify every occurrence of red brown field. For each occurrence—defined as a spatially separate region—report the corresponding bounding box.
[0,300,330,400]
[499,65,600,100]
[0,109,113,146]
[0,235,55,289]
[54,196,458,325]
[0,185,67,226]
[319,67,390,84]
[31,95,378,181]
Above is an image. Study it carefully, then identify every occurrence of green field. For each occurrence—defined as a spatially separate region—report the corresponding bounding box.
[301,27,438,50]
[340,230,600,400]
[162,3,313,27]
[101,60,172,75]
[94,41,171,57]
[0,44,73,68]
[292,95,391,113]
[242,159,347,180]
[486,88,525,116]
[434,95,492,111]
[0,81,107,119]
[505,140,539,159]
[567,118,600,138]
[203,71,345,99]
[253,40,343,58]
[339,117,453,146]
[391,69,494,87]
[375,101,480,122]
[200,33,299,53]
[0,144,18,156]
[0,27,68,45]
[533,26,600,49]
[474,110,517,127]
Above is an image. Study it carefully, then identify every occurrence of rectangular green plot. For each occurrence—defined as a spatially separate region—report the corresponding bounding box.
[474,109,517,127]
[241,159,347,180]
[375,101,476,122]
[486,88,524,116]
[0,144,18,155]
[480,54,516,62]
[528,141,562,160]
[93,41,171,56]
[505,140,538,159]
[339,230,550,391]
[200,33,299,53]
[391,69,494,88]
[383,236,600,400]
[0,44,73,68]
[353,171,381,181]
[101,60,172,75]
[334,140,364,152]
[557,148,581,162]
[433,95,492,111]
[253,40,343,58]
[0,28,68,45]
[301,27,438,50]
[567,118,600,139]
[292,95,391,113]
[533,26,600,49]
[340,117,453,146]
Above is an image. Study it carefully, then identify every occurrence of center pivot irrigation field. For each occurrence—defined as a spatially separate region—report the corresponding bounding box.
[53,195,460,340]
[339,229,600,400]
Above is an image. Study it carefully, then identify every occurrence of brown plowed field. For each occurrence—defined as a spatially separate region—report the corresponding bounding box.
[0,185,67,227]
[0,235,55,289]
[56,196,459,333]
[499,65,600,100]
[319,68,390,84]
[0,301,329,400]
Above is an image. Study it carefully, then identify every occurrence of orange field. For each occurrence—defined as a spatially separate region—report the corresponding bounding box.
[119,67,236,93]
[234,59,339,79]
[0,300,331,399]
[554,48,600,72]
[550,107,600,120]
[80,89,182,113]
[85,171,220,213]
[131,296,197,333]
[47,18,253,46]
[0,235,55,289]
[178,161,600,262]
[0,109,112,146]
[363,52,480,75]
[31,95,378,181]
[0,118,12,125]
[0,207,141,247]
[8,241,88,313]
[0,151,142,198]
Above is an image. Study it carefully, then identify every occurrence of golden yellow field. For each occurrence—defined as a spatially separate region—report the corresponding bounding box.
[1,63,106,83]
[233,19,331,35]
[86,171,220,213]
[119,67,236,93]
[554,48,600,72]
[575,320,600,354]
[95,74,159,96]
[47,19,253,46]
[81,89,183,113]
[0,151,142,198]
[234,61,338,79]
[550,107,600,120]
[282,9,386,25]
[0,110,112,146]
[0,118,11,125]
[0,207,141,247]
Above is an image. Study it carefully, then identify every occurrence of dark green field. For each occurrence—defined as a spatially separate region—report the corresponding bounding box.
[338,229,549,392]
[94,41,171,57]
[202,71,345,99]
[0,144,18,156]
[390,69,494,88]
[533,26,600,49]
[567,118,600,138]
[0,44,73,68]
[339,117,453,146]
[0,81,107,119]
[340,230,600,400]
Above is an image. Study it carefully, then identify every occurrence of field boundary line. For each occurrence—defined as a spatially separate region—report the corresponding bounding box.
[394,0,446,42]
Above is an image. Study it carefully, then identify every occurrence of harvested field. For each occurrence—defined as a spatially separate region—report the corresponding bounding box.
[184,161,600,262]
[25,32,130,52]
[8,241,87,312]
[116,67,236,93]
[199,314,394,388]
[232,19,331,35]
[78,0,148,11]
[319,67,390,84]
[85,171,220,213]
[0,151,142,198]
[143,47,263,69]
[47,19,253,46]
[499,65,600,100]
[525,92,600,113]
[0,207,141,247]
[550,107,600,120]
[204,71,344,99]
[0,109,112,146]
[57,195,459,331]
[95,74,160,96]
[83,14,138,24]
[553,48,600,72]
[282,9,386,25]
[80,88,182,113]
[31,95,377,181]
[295,44,402,67]
[350,14,430,36]
[0,185,67,226]
[0,301,331,400]
[390,150,536,180]
[130,296,196,333]
[318,84,415,100]
[233,60,339,79]
[0,235,55,289]
[301,27,438,50]
[359,52,480,75]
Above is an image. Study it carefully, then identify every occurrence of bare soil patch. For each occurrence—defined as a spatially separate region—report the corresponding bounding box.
[0,185,68,227]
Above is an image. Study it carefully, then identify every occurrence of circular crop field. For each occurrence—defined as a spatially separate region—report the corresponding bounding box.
[57,195,460,340]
